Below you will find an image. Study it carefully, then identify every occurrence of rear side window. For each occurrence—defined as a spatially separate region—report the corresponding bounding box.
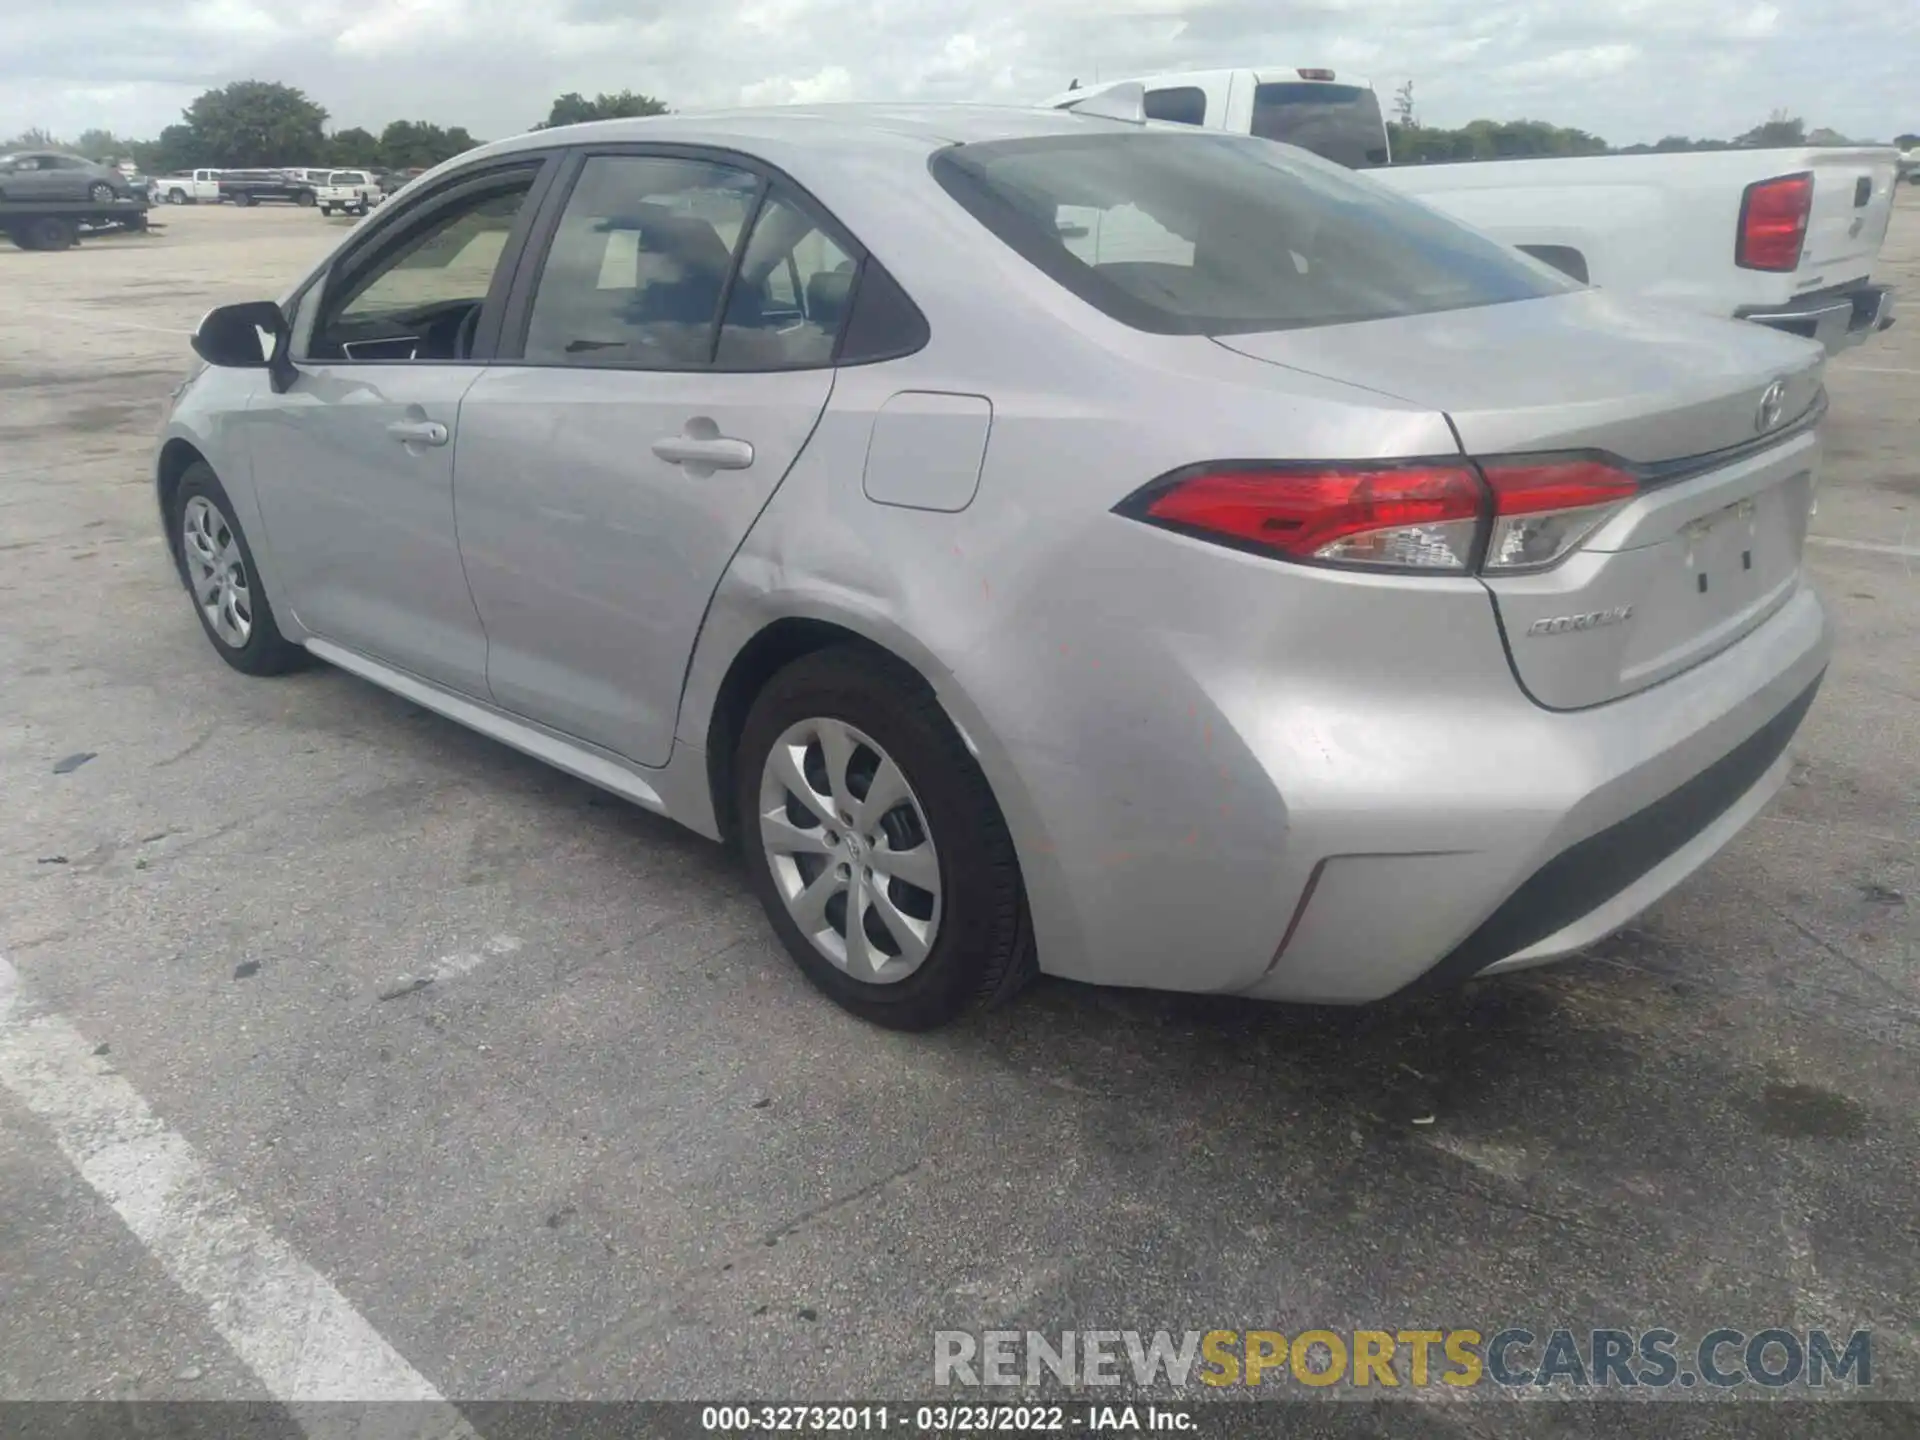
[930,132,1574,336]
[522,156,760,368]
[1251,83,1389,169]
[1144,86,1207,127]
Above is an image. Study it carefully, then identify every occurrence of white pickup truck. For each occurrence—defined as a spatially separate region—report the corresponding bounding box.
[1043,69,1899,353]
[156,169,224,205]
[314,170,381,217]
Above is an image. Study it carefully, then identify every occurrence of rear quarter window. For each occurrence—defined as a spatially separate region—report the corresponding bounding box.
[929,131,1575,336]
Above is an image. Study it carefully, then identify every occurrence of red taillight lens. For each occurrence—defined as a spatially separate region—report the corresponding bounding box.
[1737,172,1812,272]
[1130,464,1486,572]
[1480,458,1638,572]
[1120,455,1641,574]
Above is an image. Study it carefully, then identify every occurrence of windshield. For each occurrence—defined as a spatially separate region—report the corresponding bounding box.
[1252,83,1390,169]
[930,131,1575,336]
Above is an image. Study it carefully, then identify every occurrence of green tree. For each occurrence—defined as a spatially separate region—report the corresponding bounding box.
[130,124,202,174]
[1738,110,1806,147]
[328,126,381,167]
[4,127,63,150]
[183,81,329,166]
[1898,133,1920,149]
[535,90,669,129]
[376,120,480,170]
[73,128,135,162]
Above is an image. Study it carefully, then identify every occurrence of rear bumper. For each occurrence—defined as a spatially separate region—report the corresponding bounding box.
[1739,281,1895,354]
[1234,585,1830,1003]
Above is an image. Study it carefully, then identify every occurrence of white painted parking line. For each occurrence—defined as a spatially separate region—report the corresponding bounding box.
[1807,535,1920,560]
[15,309,194,337]
[0,954,473,1431]
[1829,365,1920,377]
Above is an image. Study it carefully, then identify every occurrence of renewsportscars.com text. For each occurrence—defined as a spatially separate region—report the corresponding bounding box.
[933,1327,1872,1391]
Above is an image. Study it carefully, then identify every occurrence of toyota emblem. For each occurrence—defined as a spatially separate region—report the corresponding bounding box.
[1756,380,1787,433]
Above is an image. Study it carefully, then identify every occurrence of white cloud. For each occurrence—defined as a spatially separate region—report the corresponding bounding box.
[2,0,1910,147]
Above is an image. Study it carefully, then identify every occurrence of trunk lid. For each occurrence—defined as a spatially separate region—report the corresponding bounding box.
[1797,148,1898,283]
[1215,290,1825,708]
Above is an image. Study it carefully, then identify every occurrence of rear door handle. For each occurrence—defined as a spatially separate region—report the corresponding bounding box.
[387,420,449,447]
[651,435,754,471]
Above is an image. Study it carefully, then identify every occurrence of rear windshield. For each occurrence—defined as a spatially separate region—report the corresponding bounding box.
[929,132,1575,336]
[328,172,359,185]
[1252,83,1389,169]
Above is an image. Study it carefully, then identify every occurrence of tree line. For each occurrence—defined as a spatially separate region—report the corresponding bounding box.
[10,80,1908,175]
[4,82,668,175]
[1385,108,1901,164]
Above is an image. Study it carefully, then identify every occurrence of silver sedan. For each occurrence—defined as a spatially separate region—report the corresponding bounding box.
[156,105,1831,1028]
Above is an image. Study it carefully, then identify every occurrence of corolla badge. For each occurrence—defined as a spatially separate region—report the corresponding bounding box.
[1526,605,1633,637]
[1756,380,1788,433]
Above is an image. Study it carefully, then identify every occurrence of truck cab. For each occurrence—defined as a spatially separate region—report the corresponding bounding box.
[1041,68,1390,167]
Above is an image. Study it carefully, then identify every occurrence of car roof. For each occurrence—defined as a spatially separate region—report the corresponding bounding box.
[476,102,1136,162]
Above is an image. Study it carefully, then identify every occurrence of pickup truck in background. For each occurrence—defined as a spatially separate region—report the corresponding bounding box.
[315,170,381,216]
[157,169,224,204]
[1043,69,1899,353]
[217,170,321,207]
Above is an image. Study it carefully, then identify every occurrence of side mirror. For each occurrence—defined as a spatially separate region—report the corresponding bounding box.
[191,301,297,393]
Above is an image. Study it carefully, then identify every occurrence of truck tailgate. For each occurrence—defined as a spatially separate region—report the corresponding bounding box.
[1798,148,1897,284]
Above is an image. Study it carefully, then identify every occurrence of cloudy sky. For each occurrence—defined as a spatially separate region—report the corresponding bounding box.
[5,0,1910,148]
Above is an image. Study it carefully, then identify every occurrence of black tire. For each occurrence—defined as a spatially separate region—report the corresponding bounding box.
[294,189,315,207]
[734,646,1033,1030]
[318,205,331,216]
[22,217,77,251]
[88,182,116,203]
[168,187,187,205]
[170,463,307,676]
[235,192,256,207]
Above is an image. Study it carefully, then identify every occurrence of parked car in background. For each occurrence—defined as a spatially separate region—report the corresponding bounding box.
[0,150,135,204]
[218,170,320,207]
[1045,70,1899,353]
[316,170,381,216]
[160,105,1830,1029]
[159,169,225,204]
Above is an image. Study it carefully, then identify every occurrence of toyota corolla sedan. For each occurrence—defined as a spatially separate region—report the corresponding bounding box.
[155,104,1830,1029]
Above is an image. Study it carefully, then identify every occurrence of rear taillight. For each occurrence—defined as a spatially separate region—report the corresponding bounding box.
[1737,172,1813,272]
[1123,463,1485,572]
[1119,456,1640,575]
[1480,458,1639,572]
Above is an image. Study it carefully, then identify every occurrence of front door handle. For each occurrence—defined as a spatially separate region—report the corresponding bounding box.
[652,434,754,471]
[387,420,449,447]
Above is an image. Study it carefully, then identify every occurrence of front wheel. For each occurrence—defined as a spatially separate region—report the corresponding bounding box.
[294,189,315,207]
[735,647,1033,1030]
[172,464,307,676]
[88,182,116,203]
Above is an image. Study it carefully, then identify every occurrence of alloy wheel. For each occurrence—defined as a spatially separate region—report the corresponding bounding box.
[758,717,942,984]
[180,495,253,648]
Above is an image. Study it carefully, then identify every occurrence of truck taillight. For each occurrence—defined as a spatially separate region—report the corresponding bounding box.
[1117,455,1640,575]
[1737,172,1813,272]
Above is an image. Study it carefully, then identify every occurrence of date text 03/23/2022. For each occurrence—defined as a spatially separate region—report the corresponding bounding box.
[701,1406,1193,1432]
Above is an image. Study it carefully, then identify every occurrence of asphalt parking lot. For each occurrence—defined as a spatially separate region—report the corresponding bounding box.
[1,196,1917,1431]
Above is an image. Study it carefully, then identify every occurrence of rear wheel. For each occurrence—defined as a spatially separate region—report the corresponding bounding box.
[168,187,187,205]
[235,192,256,207]
[172,463,306,676]
[735,647,1032,1030]
[88,182,115,203]
[20,217,77,251]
